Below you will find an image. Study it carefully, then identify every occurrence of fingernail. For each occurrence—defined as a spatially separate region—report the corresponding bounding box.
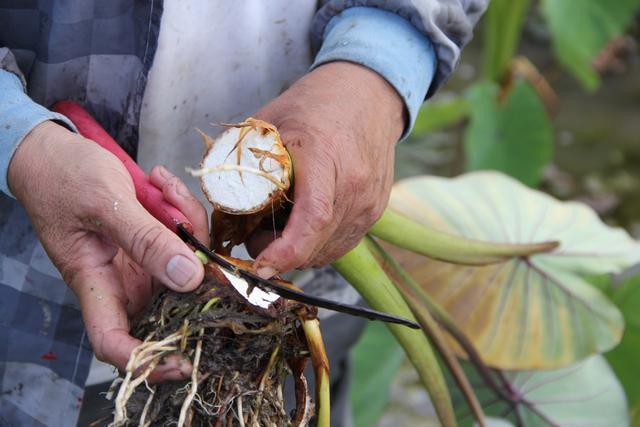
[166,255,197,288]
[256,266,278,279]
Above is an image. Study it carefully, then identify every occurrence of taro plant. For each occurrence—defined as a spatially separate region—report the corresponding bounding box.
[338,171,639,426]
[344,0,640,426]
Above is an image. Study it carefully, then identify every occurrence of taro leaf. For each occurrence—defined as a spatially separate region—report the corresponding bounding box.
[463,81,553,187]
[454,355,629,427]
[604,274,640,413]
[411,96,469,136]
[540,0,640,91]
[388,171,640,369]
[351,322,404,427]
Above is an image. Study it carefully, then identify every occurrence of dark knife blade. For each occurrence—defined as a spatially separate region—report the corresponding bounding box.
[177,224,420,329]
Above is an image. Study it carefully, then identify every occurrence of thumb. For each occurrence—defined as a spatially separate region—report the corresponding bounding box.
[102,197,204,291]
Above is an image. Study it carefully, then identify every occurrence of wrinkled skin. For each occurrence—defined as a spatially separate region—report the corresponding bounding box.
[250,61,405,277]
[6,60,404,379]
[8,121,208,382]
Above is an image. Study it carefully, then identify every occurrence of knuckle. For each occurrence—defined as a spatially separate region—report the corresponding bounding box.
[279,243,307,267]
[268,239,312,270]
[348,169,368,185]
[91,333,108,363]
[128,223,167,267]
[346,170,368,194]
[307,254,330,269]
[93,347,107,363]
[366,203,386,225]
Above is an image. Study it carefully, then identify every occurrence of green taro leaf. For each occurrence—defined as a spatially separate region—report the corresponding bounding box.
[388,171,640,369]
[454,356,629,427]
[541,0,640,90]
[605,274,640,414]
[351,322,404,427]
[463,81,553,186]
[412,96,469,136]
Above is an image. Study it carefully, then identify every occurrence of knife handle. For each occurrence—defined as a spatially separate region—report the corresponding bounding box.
[52,101,193,235]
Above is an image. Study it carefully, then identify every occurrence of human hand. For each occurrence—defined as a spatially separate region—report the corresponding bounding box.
[8,121,209,381]
[249,61,405,277]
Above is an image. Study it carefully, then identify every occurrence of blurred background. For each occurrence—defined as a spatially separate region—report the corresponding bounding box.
[352,2,640,426]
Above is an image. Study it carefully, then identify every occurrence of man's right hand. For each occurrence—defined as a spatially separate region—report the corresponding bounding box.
[7,120,208,381]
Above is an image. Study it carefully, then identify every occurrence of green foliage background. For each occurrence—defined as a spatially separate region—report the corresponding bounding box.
[350,1,640,426]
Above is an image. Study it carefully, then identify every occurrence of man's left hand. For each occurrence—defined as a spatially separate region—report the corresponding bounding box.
[249,61,405,277]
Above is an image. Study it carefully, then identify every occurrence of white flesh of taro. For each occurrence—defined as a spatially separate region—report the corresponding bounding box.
[219,267,280,309]
[196,121,291,214]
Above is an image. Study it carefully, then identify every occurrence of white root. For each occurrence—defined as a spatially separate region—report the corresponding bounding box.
[237,394,246,427]
[138,385,156,427]
[111,332,183,427]
[177,338,203,427]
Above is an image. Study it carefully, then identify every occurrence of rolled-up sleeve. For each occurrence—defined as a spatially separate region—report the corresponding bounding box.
[312,7,437,139]
[312,0,489,97]
[0,48,76,197]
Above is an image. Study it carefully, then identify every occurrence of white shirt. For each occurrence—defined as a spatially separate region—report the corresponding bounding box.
[137,0,317,200]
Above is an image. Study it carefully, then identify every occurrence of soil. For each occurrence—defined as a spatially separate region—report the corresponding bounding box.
[111,262,315,427]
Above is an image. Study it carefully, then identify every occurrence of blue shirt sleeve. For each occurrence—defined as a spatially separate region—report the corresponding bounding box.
[311,7,437,140]
[0,69,77,197]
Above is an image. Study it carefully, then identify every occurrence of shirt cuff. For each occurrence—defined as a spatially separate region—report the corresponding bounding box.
[311,7,437,140]
[0,69,77,197]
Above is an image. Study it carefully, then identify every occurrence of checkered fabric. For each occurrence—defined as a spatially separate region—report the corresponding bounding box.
[0,195,92,427]
[0,0,163,157]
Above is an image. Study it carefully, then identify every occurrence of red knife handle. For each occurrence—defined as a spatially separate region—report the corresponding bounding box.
[52,100,193,235]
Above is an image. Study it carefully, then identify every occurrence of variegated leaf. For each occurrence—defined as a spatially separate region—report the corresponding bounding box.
[388,171,640,369]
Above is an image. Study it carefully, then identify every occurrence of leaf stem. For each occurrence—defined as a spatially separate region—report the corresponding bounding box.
[370,209,558,265]
[484,0,532,82]
[300,318,330,427]
[368,237,487,427]
[333,241,458,427]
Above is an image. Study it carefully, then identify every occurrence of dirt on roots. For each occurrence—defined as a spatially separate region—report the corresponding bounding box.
[109,262,316,427]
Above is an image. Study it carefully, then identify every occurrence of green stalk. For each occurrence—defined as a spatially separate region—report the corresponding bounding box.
[374,240,514,402]
[332,240,458,427]
[370,209,558,265]
[368,238,487,427]
[483,0,533,82]
[300,318,331,427]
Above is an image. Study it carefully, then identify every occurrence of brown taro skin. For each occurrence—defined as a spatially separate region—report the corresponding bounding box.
[210,198,289,254]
